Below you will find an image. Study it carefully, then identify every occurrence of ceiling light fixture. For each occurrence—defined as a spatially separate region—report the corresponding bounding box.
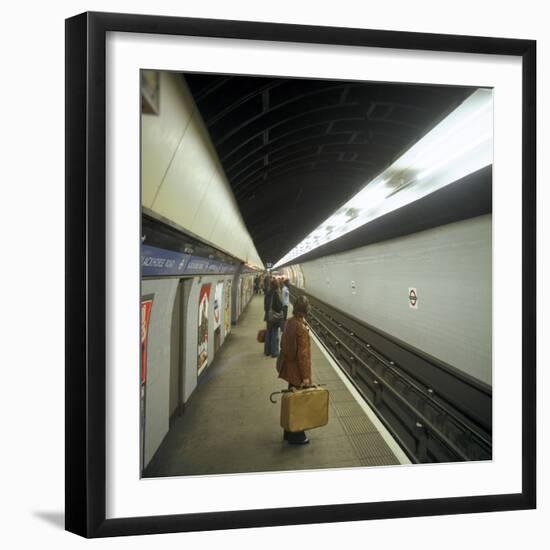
[273,88,493,268]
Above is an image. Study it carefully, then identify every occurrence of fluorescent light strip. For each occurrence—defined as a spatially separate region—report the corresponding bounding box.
[273,88,493,268]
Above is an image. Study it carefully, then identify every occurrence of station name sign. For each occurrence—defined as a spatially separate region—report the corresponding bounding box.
[141,245,238,277]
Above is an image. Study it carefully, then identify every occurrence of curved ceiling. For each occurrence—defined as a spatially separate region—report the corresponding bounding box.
[184,73,474,265]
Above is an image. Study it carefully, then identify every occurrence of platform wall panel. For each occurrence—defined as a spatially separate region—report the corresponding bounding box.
[141,278,179,468]
[183,274,236,402]
[297,215,492,385]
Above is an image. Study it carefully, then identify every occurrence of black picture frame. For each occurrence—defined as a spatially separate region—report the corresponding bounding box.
[65,11,536,538]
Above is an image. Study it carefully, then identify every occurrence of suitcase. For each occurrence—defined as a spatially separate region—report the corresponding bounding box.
[279,386,329,432]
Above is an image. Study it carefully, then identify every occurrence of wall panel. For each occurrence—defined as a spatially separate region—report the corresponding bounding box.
[141,278,179,467]
[141,72,263,268]
[297,215,492,384]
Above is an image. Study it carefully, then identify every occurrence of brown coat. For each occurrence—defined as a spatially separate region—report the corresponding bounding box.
[278,316,311,386]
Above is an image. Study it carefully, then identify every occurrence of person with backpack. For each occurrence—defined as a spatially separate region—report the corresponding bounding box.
[264,278,283,357]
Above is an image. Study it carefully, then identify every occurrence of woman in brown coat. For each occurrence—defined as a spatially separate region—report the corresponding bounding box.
[278,295,311,444]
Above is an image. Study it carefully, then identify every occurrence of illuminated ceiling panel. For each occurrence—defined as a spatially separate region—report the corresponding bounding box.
[274,88,493,267]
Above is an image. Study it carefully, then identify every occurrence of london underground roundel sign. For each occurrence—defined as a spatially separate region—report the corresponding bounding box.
[408,287,418,309]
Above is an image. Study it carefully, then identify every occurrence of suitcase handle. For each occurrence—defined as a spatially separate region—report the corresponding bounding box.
[269,384,326,403]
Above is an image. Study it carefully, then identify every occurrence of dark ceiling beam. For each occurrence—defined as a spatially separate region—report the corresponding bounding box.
[216,98,346,148]
[213,84,349,145]
[188,75,231,101]
[225,129,399,180]
[235,164,370,200]
[218,105,422,162]
[232,152,375,191]
[204,81,282,126]
[226,123,338,172]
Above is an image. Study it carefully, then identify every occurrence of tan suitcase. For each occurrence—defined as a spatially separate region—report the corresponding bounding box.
[280,386,329,432]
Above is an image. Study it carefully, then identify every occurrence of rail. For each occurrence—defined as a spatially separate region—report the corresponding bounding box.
[290,288,492,463]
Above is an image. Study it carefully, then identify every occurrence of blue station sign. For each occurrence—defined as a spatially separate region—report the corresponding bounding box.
[141,245,238,277]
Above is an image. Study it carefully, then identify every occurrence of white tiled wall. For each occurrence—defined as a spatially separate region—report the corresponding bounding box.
[141,71,263,269]
[298,215,492,385]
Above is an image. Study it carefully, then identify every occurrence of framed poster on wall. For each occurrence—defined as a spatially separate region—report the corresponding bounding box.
[139,297,153,474]
[214,281,223,331]
[224,280,232,337]
[197,283,211,375]
[65,11,536,538]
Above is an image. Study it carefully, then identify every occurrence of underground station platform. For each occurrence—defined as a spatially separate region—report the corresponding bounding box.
[144,295,407,478]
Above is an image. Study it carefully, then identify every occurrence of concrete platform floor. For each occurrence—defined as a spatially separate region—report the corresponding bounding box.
[144,295,401,478]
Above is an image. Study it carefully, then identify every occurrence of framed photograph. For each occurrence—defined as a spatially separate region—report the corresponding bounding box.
[65,11,536,538]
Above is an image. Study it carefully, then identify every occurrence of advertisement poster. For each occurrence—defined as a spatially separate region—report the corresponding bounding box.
[224,281,232,337]
[140,297,153,472]
[213,282,223,330]
[197,283,211,375]
[141,299,153,384]
[237,278,242,316]
[241,276,253,310]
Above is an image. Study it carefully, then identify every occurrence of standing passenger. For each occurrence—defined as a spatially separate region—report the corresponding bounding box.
[281,279,290,329]
[278,295,312,445]
[264,279,283,358]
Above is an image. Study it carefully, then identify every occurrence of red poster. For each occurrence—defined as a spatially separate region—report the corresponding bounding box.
[197,283,211,374]
[141,299,153,384]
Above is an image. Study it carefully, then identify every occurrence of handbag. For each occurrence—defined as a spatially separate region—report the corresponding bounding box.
[257,329,266,343]
[267,292,283,324]
[267,310,283,323]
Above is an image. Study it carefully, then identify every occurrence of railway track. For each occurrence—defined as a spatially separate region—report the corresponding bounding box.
[291,288,492,463]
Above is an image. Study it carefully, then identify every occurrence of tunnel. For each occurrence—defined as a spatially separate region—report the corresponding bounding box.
[139,68,492,477]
